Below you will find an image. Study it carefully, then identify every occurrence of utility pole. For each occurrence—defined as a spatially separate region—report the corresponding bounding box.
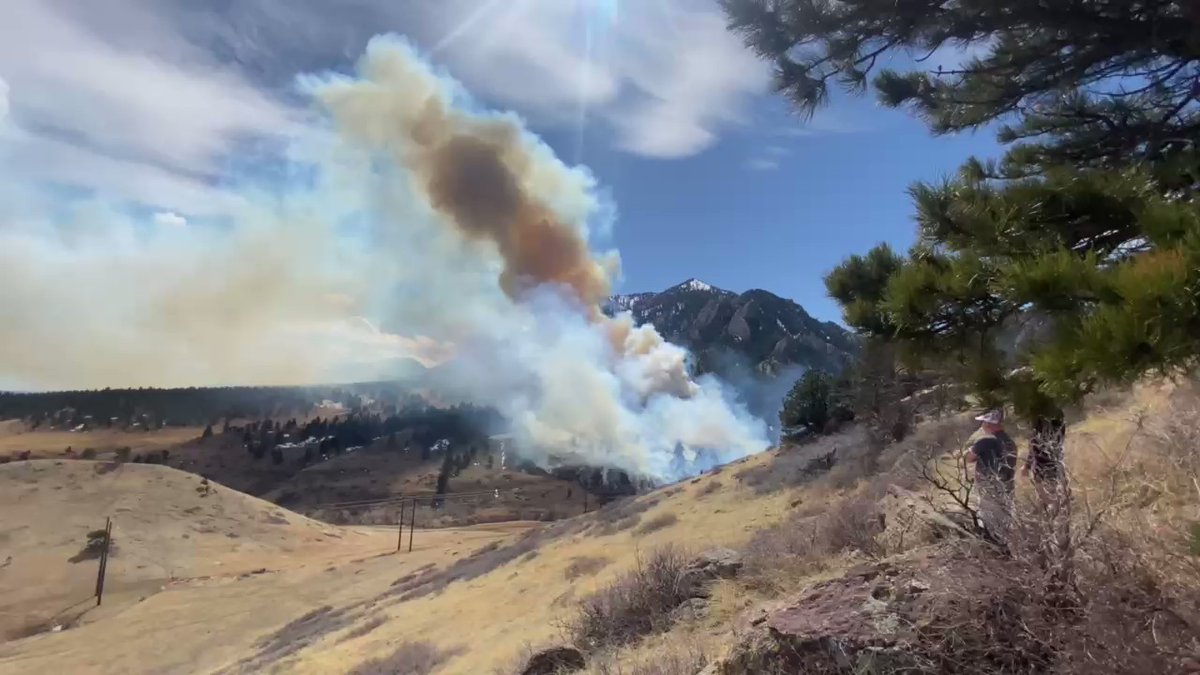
[95,517,112,606]
[407,498,416,553]
[396,500,407,553]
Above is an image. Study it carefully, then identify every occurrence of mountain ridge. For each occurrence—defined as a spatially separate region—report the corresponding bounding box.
[605,278,855,377]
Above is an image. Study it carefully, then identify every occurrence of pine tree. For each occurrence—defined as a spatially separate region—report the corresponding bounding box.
[724,0,1200,412]
[826,166,1200,407]
[780,370,849,435]
[721,0,1200,176]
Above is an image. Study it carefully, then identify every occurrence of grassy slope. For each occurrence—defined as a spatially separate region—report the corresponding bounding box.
[0,381,1185,674]
[0,424,203,460]
[0,450,794,674]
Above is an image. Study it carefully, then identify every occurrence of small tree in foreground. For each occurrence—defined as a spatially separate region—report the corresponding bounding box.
[780,370,851,436]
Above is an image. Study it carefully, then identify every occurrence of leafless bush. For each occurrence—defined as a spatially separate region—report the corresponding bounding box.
[696,479,722,497]
[904,401,1200,673]
[821,495,886,558]
[583,640,709,675]
[347,641,463,675]
[635,513,678,535]
[564,556,610,581]
[569,546,696,652]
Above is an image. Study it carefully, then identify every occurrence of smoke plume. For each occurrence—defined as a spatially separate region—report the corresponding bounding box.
[0,37,768,480]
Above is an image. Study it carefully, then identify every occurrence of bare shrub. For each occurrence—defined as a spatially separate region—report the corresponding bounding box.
[696,480,722,497]
[635,513,678,535]
[583,640,709,675]
[564,556,610,581]
[569,546,696,652]
[900,396,1200,673]
[347,641,463,675]
[820,495,886,558]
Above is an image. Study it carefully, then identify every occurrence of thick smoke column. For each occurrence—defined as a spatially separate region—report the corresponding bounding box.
[0,37,768,480]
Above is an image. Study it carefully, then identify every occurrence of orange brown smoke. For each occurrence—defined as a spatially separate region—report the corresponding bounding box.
[316,52,613,311]
[423,132,612,308]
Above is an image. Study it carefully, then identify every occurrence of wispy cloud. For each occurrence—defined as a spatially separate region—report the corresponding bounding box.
[746,143,789,171]
[0,0,772,221]
[746,157,780,171]
[167,0,771,160]
[0,0,295,215]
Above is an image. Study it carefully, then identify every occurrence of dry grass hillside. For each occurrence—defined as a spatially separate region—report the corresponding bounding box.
[1,379,1197,674]
[0,424,202,461]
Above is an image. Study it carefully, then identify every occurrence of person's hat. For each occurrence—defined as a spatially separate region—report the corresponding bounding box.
[974,409,1004,425]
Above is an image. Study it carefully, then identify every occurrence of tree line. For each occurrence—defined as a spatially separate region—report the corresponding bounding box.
[0,382,428,430]
[214,405,502,468]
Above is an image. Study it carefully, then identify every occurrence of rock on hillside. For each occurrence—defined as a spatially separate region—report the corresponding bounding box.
[605,279,855,376]
[715,546,1049,674]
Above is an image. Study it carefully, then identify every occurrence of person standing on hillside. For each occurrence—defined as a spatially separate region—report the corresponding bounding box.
[965,409,1018,543]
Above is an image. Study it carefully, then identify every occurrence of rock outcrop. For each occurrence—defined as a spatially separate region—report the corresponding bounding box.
[710,545,1050,674]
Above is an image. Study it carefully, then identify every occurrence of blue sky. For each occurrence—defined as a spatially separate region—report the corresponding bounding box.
[0,0,1002,325]
[559,95,1000,322]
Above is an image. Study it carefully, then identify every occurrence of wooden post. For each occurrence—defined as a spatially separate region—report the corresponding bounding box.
[95,517,112,606]
[407,498,416,553]
[396,500,406,553]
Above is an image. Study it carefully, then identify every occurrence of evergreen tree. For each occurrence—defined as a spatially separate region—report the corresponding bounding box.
[721,0,1200,176]
[780,370,848,435]
[825,167,1200,407]
[726,0,1200,414]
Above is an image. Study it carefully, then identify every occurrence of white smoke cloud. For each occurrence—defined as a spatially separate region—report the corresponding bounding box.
[0,36,768,481]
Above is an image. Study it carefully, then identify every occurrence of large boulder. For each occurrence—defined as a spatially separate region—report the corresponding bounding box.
[521,646,585,675]
[688,548,744,580]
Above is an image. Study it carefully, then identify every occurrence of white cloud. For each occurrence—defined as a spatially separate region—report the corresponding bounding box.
[0,0,770,224]
[0,77,8,123]
[606,6,769,157]
[167,0,771,160]
[745,143,788,171]
[153,212,188,228]
[0,0,294,214]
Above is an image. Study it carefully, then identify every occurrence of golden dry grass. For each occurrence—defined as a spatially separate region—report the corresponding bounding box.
[0,451,793,674]
[0,424,202,460]
[3,380,1193,675]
